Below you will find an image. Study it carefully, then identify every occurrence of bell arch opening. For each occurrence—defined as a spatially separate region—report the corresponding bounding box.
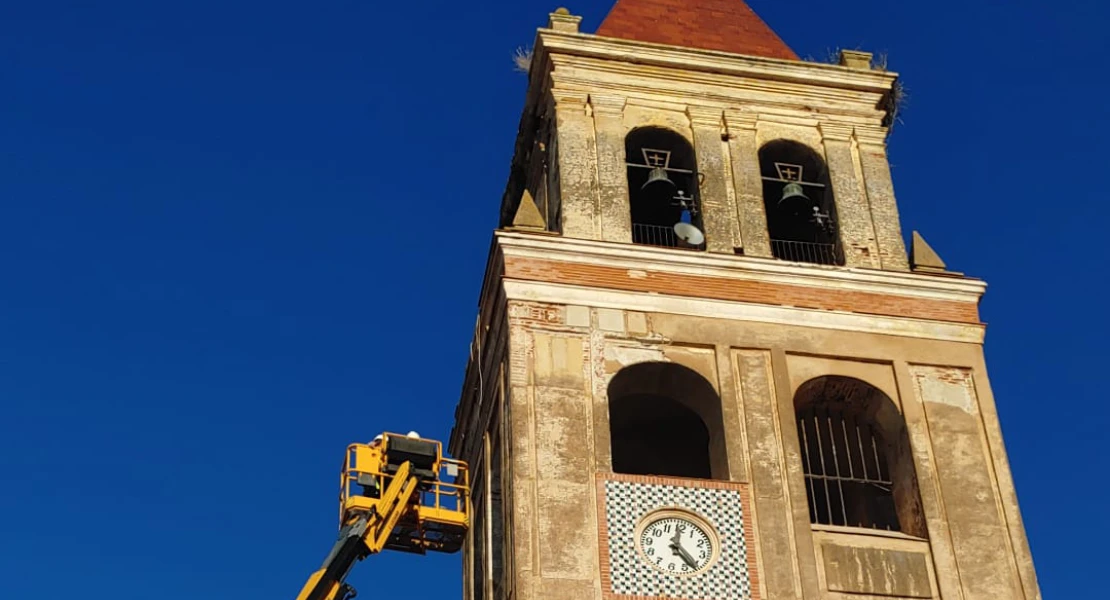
[625,127,704,250]
[794,375,927,537]
[607,362,728,480]
[759,140,844,265]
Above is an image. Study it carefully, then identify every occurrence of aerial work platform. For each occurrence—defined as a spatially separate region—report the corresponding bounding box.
[295,433,470,600]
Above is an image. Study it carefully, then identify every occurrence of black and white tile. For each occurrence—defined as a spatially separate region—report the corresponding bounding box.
[603,479,753,599]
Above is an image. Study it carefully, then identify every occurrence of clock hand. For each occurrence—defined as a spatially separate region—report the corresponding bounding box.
[674,543,698,569]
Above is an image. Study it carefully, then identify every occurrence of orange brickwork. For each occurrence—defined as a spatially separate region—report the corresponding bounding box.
[596,0,798,61]
[504,256,982,325]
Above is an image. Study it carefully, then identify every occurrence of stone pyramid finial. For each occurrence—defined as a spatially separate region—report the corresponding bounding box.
[510,190,547,231]
[911,231,957,275]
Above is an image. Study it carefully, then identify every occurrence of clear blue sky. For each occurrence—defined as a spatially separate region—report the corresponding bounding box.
[0,1,1105,598]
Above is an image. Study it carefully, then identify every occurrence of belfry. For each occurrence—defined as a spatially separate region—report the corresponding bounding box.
[451,3,1042,600]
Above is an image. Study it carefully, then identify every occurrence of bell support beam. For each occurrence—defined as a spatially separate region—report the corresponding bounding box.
[688,106,739,254]
[592,94,634,243]
[724,111,772,257]
[856,126,910,270]
[820,122,880,268]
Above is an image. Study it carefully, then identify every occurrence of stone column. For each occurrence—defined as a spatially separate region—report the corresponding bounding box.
[591,94,633,243]
[551,91,599,240]
[856,126,910,270]
[820,122,880,268]
[724,111,772,257]
[688,106,739,254]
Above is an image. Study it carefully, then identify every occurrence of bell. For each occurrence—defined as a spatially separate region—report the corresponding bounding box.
[778,181,812,214]
[641,167,677,194]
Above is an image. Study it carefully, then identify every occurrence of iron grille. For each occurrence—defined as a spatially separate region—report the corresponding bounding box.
[632,223,704,250]
[770,239,844,266]
[796,404,900,531]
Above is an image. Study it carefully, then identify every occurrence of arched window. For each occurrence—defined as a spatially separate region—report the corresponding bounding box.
[608,362,727,480]
[794,376,926,536]
[625,128,704,250]
[759,140,843,265]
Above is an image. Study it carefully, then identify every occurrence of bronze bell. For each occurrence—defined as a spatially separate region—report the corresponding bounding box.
[778,181,812,214]
[642,167,677,194]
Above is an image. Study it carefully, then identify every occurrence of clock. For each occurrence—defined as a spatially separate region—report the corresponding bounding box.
[634,509,720,577]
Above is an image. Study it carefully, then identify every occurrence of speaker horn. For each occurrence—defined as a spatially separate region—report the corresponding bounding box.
[673,222,705,246]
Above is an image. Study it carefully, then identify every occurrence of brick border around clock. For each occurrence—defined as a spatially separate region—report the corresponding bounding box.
[595,472,762,600]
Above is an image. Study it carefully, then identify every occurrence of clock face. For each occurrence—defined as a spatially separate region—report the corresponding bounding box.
[635,510,718,576]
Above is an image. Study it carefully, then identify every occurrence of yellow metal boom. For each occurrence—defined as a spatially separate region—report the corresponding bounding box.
[294,434,469,600]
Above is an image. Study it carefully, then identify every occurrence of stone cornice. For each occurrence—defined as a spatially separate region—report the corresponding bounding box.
[589,93,626,117]
[819,122,855,143]
[537,29,898,96]
[503,280,984,344]
[494,231,987,305]
[723,110,758,133]
[686,106,725,128]
[854,125,889,147]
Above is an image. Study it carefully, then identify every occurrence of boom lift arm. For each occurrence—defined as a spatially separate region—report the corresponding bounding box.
[294,434,470,600]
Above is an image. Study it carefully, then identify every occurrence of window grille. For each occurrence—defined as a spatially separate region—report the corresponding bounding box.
[796,403,900,531]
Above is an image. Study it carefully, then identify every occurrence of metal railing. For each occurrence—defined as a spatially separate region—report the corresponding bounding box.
[797,405,899,531]
[770,239,844,266]
[632,222,704,250]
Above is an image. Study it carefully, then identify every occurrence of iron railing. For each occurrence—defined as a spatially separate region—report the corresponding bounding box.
[797,405,900,531]
[771,239,843,266]
[632,223,704,250]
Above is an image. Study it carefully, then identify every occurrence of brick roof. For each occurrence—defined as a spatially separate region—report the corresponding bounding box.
[595,0,798,61]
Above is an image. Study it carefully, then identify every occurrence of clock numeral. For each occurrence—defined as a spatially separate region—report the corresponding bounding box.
[697,539,706,548]
[653,529,663,538]
[700,550,707,560]
[668,563,676,572]
[646,547,655,557]
[663,523,672,533]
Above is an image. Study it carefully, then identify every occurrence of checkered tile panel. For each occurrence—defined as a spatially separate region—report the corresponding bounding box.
[603,480,752,599]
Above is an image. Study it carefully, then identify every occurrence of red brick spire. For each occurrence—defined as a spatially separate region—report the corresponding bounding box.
[596,0,798,60]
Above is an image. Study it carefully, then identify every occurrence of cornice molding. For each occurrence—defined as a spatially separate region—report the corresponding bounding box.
[538,29,898,95]
[551,90,589,115]
[502,280,985,344]
[854,125,889,147]
[819,122,855,143]
[494,231,987,304]
[686,106,725,128]
[723,110,758,133]
[589,93,627,117]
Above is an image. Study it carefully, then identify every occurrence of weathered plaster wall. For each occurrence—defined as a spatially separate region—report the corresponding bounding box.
[484,297,1038,600]
[522,32,910,270]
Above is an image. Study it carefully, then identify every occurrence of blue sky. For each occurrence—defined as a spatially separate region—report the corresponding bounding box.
[0,1,1105,598]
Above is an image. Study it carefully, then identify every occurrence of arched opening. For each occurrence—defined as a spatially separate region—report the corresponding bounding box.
[759,140,844,265]
[610,394,711,478]
[625,128,704,250]
[794,376,926,536]
[608,362,727,480]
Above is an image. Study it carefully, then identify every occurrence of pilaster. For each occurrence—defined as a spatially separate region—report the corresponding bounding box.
[724,111,772,257]
[820,122,880,269]
[856,126,910,270]
[552,91,600,240]
[688,106,739,254]
[591,94,633,244]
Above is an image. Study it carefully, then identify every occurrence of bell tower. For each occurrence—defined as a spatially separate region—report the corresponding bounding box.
[451,3,1041,600]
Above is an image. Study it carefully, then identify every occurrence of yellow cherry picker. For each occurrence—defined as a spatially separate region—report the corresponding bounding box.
[295,433,470,600]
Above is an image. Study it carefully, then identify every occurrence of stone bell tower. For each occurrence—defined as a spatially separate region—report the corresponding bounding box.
[450,3,1041,600]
